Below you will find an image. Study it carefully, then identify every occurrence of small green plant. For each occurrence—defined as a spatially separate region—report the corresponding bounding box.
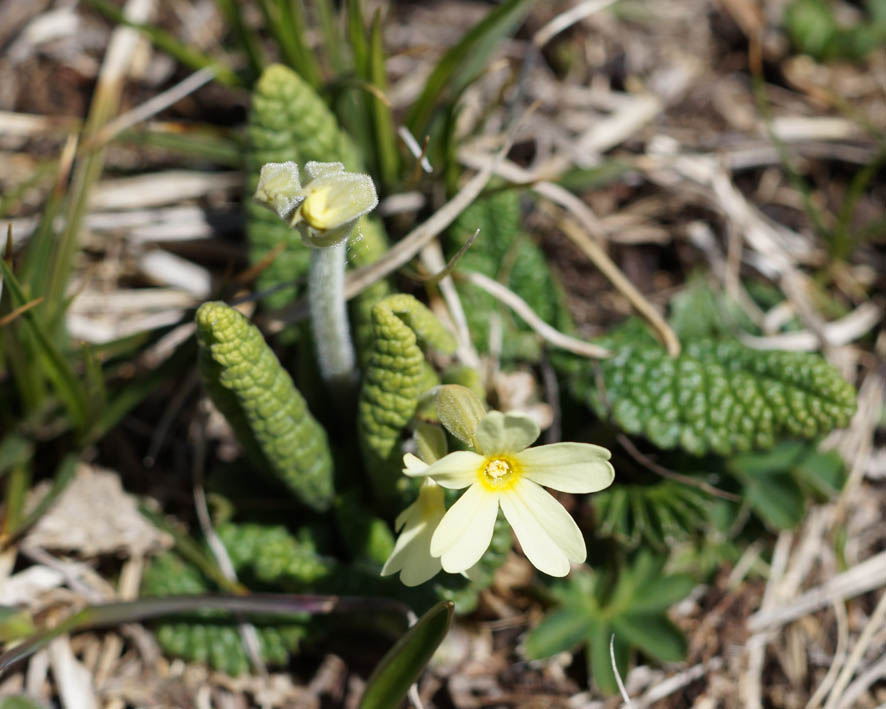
[2,1,867,702]
[525,552,694,695]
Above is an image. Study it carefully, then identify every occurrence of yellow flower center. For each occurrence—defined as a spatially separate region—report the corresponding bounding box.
[479,455,520,491]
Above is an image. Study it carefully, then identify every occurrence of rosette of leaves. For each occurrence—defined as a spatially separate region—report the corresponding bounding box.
[195,301,334,511]
[565,320,856,456]
[357,294,456,508]
[140,522,334,675]
[246,63,389,311]
[524,553,694,695]
[593,478,711,550]
[447,187,573,361]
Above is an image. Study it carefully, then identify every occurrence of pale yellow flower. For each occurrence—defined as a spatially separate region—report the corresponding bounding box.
[405,412,614,577]
[253,161,378,248]
[380,457,445,586]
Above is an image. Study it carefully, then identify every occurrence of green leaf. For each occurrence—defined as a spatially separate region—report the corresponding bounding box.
[360,601,454,709]
[567,320,857,456]
[524,608,593,659]
[611,614,687,663]
[357,294,455,509]
[740,472,805,530]
[625,573,695,615]
[587,620,627,696]
[594,480,710,550]
[406,0,535,138]
[195,302,334,511]
[368,9,399,188]
[447,186,573,361]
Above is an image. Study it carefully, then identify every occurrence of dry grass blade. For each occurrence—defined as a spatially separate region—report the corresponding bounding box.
[457,270,610,359]
[555,213,681,356]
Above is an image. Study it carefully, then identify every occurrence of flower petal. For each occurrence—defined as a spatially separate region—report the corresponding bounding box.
[500,479,586,576]
[475,411,540,455]
[402,452,428,474]
[403,450,483,489]
[430,484,499,573]
[382,484,445,586]
[517,443,615,493]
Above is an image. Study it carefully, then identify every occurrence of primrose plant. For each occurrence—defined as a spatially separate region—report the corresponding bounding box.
[382,386,616,586]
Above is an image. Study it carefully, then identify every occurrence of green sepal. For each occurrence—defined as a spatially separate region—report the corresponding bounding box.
[195,301,334,511]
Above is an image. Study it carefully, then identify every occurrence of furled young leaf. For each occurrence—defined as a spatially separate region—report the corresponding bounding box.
[525,553,693,695]
[447,187,572,361]
[141,542,311,675]
[566,320,857,456]
[195,301,334,511]
[357,294,456,508]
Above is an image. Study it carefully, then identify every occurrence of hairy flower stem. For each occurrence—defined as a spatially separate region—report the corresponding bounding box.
[309,240,357,400]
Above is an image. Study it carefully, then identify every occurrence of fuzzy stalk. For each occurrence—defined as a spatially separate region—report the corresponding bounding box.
[309,240,357,398]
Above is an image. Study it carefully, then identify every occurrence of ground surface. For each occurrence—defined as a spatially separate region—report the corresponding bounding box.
[0,0,884,707]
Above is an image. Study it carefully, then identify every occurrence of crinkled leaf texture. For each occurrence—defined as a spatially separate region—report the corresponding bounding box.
[525,552,693,695]
[357,294,456,507]
[566,320,857,456]
[140,522,333,675]
[196,301,334,511]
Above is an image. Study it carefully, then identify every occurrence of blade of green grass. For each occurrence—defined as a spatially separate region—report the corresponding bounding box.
[0,260,89,435]
[118,127,243,167]
[0,594,411,677]
[84,0,243,87]
[406,0,535,138]
[84,332,195,446]
[3,454,78,545]
[313,0,345,73]
[339,0,374,160]
[1,462,30,540]
[213,0,266,80]
[0,160,58,220]
[368,9,399,188]
[19,138,74,301]
[257,0,322,87]
[0,435,33,479]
